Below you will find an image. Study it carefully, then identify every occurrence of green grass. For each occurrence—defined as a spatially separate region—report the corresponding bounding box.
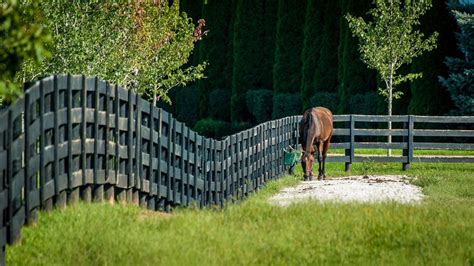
[329,148,474,156]
[6,161,474,265]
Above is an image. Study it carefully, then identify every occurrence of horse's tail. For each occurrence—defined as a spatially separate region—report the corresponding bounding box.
[301,111,315,157]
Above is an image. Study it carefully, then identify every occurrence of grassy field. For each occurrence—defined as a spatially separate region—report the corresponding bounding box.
[329,148,474,156]
[6,161,474,265]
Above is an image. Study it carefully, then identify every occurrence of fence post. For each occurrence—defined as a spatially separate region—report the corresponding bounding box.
[93,77,103,203]
[403,115,414,171]
[24,92,32,224]
[345,115,355,171]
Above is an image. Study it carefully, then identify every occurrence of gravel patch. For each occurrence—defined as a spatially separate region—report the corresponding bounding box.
[269,175,424,206]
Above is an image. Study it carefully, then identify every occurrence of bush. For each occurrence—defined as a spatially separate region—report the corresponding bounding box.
[348,92,379,114]
[272,93,302,119]
[306,92,339,112]
[209,89,231,121]
[175,86,200,127]
[194,118,233,139]
[246,89,273,123]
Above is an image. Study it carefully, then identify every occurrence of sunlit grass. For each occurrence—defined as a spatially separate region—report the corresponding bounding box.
[6,162,474,265]
[329,148,474,156]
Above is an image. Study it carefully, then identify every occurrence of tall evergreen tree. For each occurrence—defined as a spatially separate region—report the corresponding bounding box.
[314,0,341,92]
[301,0,326,109]
[273,0,306,93]
[231,0,265,122]
[198,0,234,119]
[337,0,377,114]
[408,0,459,115]
[261,0,279,90]
[439,4,474,115]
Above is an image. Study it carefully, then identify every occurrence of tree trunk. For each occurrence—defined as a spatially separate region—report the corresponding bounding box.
[387,65,393,157]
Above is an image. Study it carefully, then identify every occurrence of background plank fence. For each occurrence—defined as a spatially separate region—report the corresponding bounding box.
[0,75,472,264]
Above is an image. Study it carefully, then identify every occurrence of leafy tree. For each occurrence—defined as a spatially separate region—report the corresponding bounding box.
[346,0,438,152]
[439,3,474,115]
[0,0,50,103]
[19,1,205,106]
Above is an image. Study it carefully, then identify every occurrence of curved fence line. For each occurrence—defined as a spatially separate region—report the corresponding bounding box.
[1,75,473,264]
[0,75,299,263]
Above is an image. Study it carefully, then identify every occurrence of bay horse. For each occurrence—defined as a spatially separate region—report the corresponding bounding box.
[299,107,333,181]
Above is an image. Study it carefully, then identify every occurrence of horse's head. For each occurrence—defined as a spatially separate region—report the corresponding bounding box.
[301,151,314,181]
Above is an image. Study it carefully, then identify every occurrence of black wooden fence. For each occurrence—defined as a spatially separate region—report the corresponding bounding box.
[327,114,474,170]
[0,75,299,263]
[0,75,473,264]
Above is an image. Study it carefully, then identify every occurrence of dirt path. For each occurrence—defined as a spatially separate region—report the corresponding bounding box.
[269,175,424,206]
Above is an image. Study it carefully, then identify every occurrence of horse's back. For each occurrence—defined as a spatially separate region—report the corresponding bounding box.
[311,107,333,140]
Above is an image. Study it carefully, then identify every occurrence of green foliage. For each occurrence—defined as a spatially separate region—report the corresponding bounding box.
[272,93,302,119]
[198,0,233,118]
[19,1,205,105]
[301,0,326,108]
[337,0,377,114]
[194,118,233,139]
[307,92,339,113]
[348,92,379,115]
[6,162,474,265]
[209,88,231,121]
[439,4,474,115]
[246,89,273,123]
[0,0,50,103]
[313,0,340,93]
[262,0,279,90]
[346,0,438,116]
[409,0,459,115]
[273,0,306,93]
[175,86,200,127]
[231,0,265,122]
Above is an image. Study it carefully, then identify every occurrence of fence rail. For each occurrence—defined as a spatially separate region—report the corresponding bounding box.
[0,75,473,264]
[326,114,474,170]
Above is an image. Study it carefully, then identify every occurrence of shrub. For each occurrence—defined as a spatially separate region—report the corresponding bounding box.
[272,93,302,119]
[194,118,233,139]
[209,89,231,121]
[175,86,200,127]
[246,89,273,123]
[348,92,379,114]
[306,92,339,112]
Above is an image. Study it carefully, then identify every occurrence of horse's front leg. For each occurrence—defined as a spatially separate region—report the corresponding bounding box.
[321,140,331,180]
[316,143,323,180]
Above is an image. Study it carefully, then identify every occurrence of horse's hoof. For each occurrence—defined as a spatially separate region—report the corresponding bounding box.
[318,175,323,181]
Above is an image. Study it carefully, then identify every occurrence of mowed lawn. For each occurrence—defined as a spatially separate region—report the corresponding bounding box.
[6,161,474,265]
